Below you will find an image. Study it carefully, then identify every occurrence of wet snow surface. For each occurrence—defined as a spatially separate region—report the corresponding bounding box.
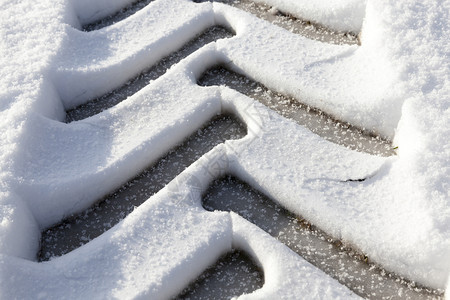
[1,0,449,299]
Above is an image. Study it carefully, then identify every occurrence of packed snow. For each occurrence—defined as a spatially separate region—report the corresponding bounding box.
[0,0,448,298]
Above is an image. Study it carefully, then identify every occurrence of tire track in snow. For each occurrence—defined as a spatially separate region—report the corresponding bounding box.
[198,65,395,157]
[66,26,234,122]
[39,115,246,261]
[194,0,359,45]
[45,0,422,298]
[201,176,442,299]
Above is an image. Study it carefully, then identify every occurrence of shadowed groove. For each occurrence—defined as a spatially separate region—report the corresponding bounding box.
[174,249,264,299]
[39,115,247,261]
[193,0,359,45]
[82,0,156,31]
[66,26,234,122]
[202,176,444,299]
[198,65,395,156]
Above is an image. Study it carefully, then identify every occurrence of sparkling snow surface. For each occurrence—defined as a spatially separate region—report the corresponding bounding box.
[0,0,449,299]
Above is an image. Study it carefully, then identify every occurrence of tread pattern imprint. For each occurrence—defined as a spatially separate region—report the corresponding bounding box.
[1,0,443,299]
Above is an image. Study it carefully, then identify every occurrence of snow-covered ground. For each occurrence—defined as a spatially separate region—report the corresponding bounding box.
[0,0,448,298]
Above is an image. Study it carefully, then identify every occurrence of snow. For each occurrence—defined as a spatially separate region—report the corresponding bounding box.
[447,277,450,300]
[0,0,448,298]
[252,0,367,32]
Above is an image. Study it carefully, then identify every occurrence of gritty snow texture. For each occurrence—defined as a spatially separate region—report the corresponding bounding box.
[253,0,367,32]
[0,0,448,298]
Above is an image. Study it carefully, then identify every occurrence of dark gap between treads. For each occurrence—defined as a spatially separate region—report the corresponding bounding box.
[83,0,156,31]
[174,249,264,299]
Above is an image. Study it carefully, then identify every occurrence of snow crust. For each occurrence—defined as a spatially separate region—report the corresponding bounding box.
[0,0,448,297]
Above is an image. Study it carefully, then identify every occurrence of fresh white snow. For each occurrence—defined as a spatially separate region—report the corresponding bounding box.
[0,0,448,298]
